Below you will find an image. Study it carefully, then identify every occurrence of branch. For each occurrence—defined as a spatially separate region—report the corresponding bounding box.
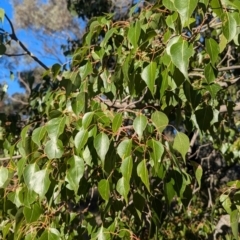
[0,155,22,161]
[193,65,240,72]
[4,52,27,57]
[9,96,28,105]
[18,72,31,95]
[5,13,49,70]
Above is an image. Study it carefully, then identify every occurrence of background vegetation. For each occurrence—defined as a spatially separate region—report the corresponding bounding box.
[1,0,240,239]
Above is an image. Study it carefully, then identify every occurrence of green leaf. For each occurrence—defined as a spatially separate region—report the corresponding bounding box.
[7,187,23,207]
[39,229,60,240]
[169,38,194,80]
[205,38,219,65]
[72,92,86,115]
[79,61,93,80]
[82,112,94,129]
[141,62,158,95]
[112,113,122,133]
[0,8,5,22]
[220,194,232,214]
[127,20,141,50]
[32,126,46,147]
[51,63,61,79]
[94,133,110,163]
[204,63,216,84]
[195,106,213,131]
[23,164,39,190]
[173,0,198,27]
[46,117,66,140]
[205,83,221,98]
[45,139,64,159]
[173,132,190,162]
[120,156,133,183]
[65,156,84,194]
[230,210,239,240]
[151,111,168,133]
[191,161,203,188]
[30,169,51,198]
[116,177,130,203]
[0,167,8,188]
[165,179,175,204]
[74,128,88,153]
[98,179,110,202]
[23,203,43,223]
[0,44,6,55]
[147,139,164,172]
[137,160,150,192]
[117,139,132,159]
[222,12,237,42]
[133,115,148,139]
[100,28,117,47]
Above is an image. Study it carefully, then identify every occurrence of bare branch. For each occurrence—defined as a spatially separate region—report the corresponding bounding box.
[0,155,22,161]
[5,13,49,70]
[18,72,31,95]
[9,96,28,105]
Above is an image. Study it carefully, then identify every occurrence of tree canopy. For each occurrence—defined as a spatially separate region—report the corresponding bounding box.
[1,0,240,239]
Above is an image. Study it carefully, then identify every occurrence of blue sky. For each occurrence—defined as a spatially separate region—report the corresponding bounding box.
[0,0,67,96]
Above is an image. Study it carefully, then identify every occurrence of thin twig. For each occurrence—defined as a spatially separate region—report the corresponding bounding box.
[0,155,22,161]
[18,72,31,95]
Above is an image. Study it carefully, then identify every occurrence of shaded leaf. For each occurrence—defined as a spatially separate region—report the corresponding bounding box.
[137,160,150,192]
[205,38,219,65]
[120,156,133,182]
[23,203,43,223]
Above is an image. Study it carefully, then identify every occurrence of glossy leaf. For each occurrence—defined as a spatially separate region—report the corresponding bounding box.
[204,63,216,84]
[173,132,190,162]
[72,92,85,115]
[82,112,94,129]
[30,169,51,198]
[23,164,39,190]
[45,139,64,159]
[65,156,84,194]
[137,160,150,192]
[222,12,237,42]
[94,133,110,162]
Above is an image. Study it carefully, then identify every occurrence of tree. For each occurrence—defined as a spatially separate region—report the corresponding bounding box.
[1,1,240,239]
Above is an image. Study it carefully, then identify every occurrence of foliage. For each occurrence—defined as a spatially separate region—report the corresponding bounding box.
[1,0,240,239]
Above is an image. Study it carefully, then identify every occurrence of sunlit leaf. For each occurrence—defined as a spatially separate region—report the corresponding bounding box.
[120,156,133,183]
[112,113,122,133]
[74,128,88,152]
[173,132,190,162]
[65,156,84,194]
[151,111,168,133]
[45,139,64,159]
[141,61,158,95]
[117,139,132,159]
[133,115,148,139]
[116,177,130,203]
[94,133,110,163]
[98,179,110,201]
[0,167,8,188]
